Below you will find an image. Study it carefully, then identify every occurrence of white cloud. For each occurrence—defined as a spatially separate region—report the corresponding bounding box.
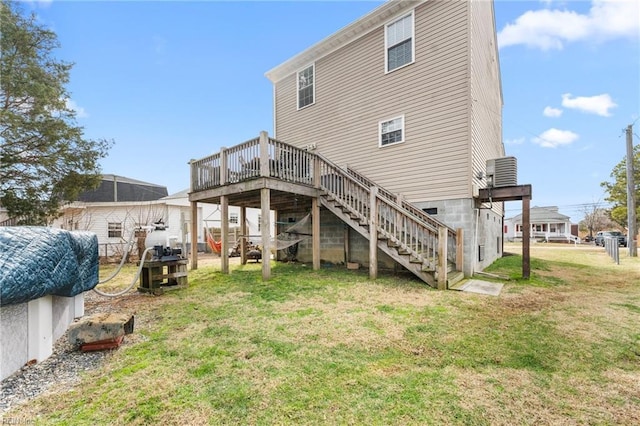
[543,106,563,117]
[498,0,640,50]
[505,137,525,145]
[532,128,579,148]
[561,93,617,116]
[65,99,88,118]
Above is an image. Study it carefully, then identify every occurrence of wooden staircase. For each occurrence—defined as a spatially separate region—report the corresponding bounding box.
[314,153,463,288]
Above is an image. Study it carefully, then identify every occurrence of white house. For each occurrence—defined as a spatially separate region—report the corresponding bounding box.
[52,175,267,257]
[504,206,579,243]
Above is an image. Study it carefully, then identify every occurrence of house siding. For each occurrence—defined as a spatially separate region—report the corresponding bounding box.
[470,0,504,202]
[274,0,471,203]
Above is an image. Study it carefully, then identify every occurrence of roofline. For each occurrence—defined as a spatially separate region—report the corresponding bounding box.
[265,0,422,83]
[62,200,167,208]
[100,174,166,188]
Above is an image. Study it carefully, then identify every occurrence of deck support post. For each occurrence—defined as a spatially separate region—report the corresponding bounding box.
[523,196,531,279]
[261,188,271,281]
[190,201,198,270]
[240,206,247,265]
[312,197,320,270]
[369,186,378,280]
[456,228,464,272]
[221,195,229,274]
[437,226,448,290]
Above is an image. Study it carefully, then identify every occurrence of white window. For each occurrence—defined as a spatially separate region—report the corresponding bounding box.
[297,64,314,109]
[230,213,239,224]
[379,116,404,147]
[385,12,414,72]
[257,214,262,231]
[108,222,122,238]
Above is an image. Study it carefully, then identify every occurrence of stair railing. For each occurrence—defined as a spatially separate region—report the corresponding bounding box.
[344,165,458,267]
[315,152,448,269]
[190,134,458,273]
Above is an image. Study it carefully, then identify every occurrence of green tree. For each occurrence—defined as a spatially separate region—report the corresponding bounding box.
[601,143,640,228]
[0,1,112,225]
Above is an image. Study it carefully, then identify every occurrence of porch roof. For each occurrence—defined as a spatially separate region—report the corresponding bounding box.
[507,206,571,224]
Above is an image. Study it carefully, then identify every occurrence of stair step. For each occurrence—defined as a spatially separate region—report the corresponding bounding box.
[447,271,465,288]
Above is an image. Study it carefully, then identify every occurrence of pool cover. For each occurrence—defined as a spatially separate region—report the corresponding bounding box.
[0,227,99,306]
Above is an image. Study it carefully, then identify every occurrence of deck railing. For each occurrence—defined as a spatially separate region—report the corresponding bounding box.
[191,133,316,191]
[345,166,459,263]
[190,133,459,273]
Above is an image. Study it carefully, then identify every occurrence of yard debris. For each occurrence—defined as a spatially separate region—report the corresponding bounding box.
[68,312,134,350]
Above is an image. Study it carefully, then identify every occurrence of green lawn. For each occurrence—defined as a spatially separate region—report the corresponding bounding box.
[7,244,640,425]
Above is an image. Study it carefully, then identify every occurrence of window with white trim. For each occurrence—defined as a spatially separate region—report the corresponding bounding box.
[385,12,414,72]
[229,213,239,224]
[297,64,314,109]
[108,222,122,238]
[379,116,404,147]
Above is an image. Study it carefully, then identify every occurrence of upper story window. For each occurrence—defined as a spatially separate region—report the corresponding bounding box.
[297,64,315,109]
[379,116,404,147]
[385,12,414,72]
[229,212,239,224]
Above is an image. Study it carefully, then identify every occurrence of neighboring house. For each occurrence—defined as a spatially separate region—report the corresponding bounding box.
[77,174,168,203]
[263,0,505,276]
[51,175,265,256]
[504,206,579,243]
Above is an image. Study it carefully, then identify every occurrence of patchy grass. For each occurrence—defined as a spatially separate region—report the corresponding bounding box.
[7,245,640,425]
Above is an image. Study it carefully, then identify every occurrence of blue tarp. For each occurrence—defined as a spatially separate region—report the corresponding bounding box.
[0,227,99,306]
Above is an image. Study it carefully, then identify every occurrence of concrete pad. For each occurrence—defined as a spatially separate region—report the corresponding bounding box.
[454,279,503,296]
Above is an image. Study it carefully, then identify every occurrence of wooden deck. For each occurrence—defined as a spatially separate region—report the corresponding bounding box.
[188,132,462,288]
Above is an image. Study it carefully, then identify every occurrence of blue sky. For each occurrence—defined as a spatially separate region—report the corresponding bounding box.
[25,0,640,222]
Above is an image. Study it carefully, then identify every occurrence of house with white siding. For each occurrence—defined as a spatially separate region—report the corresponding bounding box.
[52,175,264,257]
[504,206,579,243]
[189,0,507,285]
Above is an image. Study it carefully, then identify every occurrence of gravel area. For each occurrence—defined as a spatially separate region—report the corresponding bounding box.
[1,290,150,414]
[0,331,112,413]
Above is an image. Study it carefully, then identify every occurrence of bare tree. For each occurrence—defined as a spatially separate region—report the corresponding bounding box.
[579,201,616,238]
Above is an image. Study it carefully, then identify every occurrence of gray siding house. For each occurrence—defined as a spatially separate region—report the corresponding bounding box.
[265,0,505,275]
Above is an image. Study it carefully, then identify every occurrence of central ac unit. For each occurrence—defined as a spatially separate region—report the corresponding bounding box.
[486,157,517,187]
